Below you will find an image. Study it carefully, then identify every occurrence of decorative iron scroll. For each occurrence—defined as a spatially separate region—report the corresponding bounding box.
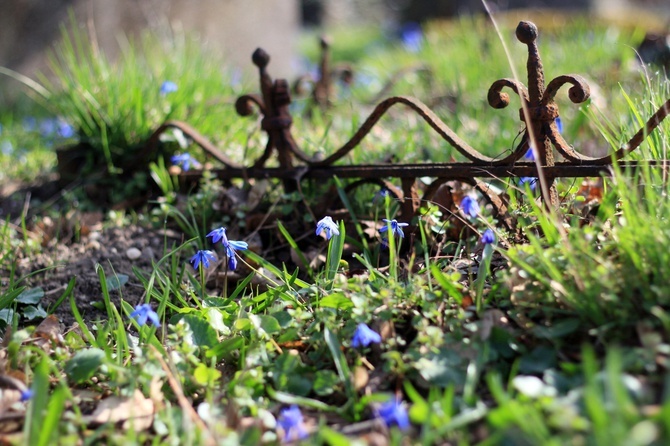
[150,20,670,221]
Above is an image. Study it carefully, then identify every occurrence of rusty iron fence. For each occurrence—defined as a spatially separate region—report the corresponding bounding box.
[148,20,670,223]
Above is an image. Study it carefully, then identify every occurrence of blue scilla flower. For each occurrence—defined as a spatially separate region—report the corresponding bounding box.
[207,227,230,245]
[22,117,36,132]
[519,177,538,192]
[190,250,216,270]
[20,388,33,402]
[373,188,390,204]
[400,22,423,53]
[130,303,161,327]
[352,323,382,348]
[160,80,178,95]
[1,140,13,155]
[481,229,496,245]
[524,147,535,161]
[57,120,75,138]
[225,240,248,271]
[277,405,308,442]
[315,216,340,240]
[460,196,480,218]
[377,397,410,431]
[379,219,408,238]
[555,116,563,134]
[207,227,248,271]
[39,118,57,137]
[171,153,200,171]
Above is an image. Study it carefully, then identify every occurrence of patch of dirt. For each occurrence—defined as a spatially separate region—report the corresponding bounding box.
[15,224,183,327]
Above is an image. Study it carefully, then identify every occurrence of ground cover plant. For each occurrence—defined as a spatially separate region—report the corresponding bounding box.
[1,11,670,445]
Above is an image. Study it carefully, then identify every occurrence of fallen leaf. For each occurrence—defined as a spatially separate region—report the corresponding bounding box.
[353,366,369,391]
[34,315,64,350]
[85,389,154,431]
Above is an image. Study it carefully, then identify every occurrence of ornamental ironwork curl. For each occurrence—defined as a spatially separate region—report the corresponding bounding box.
[149,20,670,222]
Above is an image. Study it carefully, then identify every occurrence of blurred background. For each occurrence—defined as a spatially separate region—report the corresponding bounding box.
[2,0,668,92]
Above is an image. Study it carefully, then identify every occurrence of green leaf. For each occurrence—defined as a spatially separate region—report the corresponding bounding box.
[37,386,67,446]
[314,370,339,396]
[319,293,354,310]
[325,221,346,283]
[319,427,366,446]
[0,308,15,326]
[22,305,47,321]
[16,287,44,305]
[234,318,252,331]
[106,274,129,291]
[0,286,25,310]
[181,314,218,349]
[519,346,557,374]
[249,314,281,336]
[267,387,338,412]
[206,336,245,360]
[324,327,354,399]
[414,348,466,388]
[193,363,222,385]
[64,348,106,383]
[533,318,581,339]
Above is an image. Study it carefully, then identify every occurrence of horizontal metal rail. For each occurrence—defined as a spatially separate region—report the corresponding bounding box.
[146,20,670,222]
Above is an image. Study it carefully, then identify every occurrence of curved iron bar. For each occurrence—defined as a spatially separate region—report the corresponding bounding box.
[552,98,670,164]
[146,120,244,169]
[542,75,591,105]
[308,95,496,167]
[342,178,404,203]
[487,78,530,109]
[235,94,266,116]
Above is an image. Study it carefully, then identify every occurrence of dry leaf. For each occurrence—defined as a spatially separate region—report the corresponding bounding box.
[479,309,512,340]
[33,315,64,351]
[353,366,369,391]
[85,389,154,431]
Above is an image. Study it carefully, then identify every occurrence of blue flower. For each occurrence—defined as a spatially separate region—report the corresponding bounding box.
[130,303,161,327]
[22,117,36,132]
[207,227,248,271]
[373,188,390,204]
[225,241,248,271]
[400,22,423,53]
[1,140,13,155]
[352,323,382,348]
[519,177,538,192]
[460,196,480,218]
[39,118,57,137]
[20,388,33,402]
[481,229,495,245]
[207,227,230,245]
[277,405,308,442]
[555,116,563,134]
[171,153,200,171]
[377,397,410,431]
[379,219,408,238]
[190,250,216,270]
[524,147,535,161]
[160,80,178,95]
[315,216,340,240]
[57,120,75,138]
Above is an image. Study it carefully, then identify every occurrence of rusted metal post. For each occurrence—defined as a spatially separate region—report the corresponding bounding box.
[516,21,558,206]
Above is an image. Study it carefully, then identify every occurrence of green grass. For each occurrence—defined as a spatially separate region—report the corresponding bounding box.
[2,12,670,445]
